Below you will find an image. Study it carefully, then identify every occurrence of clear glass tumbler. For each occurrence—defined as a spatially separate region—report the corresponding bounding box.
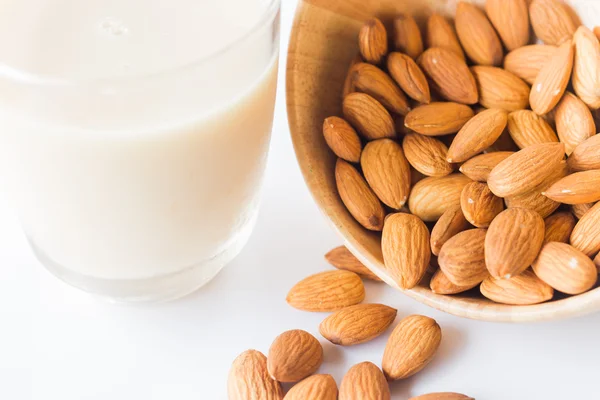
[0,0,280,302]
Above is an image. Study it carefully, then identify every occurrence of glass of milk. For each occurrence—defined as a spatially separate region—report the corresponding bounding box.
[0,0,280,302]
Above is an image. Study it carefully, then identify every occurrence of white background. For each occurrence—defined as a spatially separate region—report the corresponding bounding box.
[2,1,600,399]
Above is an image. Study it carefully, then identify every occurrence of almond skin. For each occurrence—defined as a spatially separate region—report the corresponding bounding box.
[485,208,545,279]
[410,394,473,400]
[470,66,530,112]
[228,350,284,400]
[430,205,470,256]
[418,47,479,104]
[267,330,323,383]
[343,92,396,140]
[359,18,388,65]
[404,102,474,136]
[572,202,595,219]
[507,110,559,149]
[544,170,600,204]
[323,117,362,163]
[460,182,504,228]
[438,228,489,287]
[335,159,386,231]
[319,304,397,346]
[554,91,596,155]
[573,26,600,109]
[352,62,411,115]
[485,0,529,51]
[286,270,365,312]
[361,139,411,209]
[455,1,503,66]
[284,375,337,400]
[459,152,514,182]
[339,362,390,400]
[544,211,577,243]
[568,134,600,171]
[381,213,431,289]
[403,133,453,177]
[394,14,424,60]
[430,268,477,295]
[504,44,558,85]
[505,189,561,219]
[488,142,566,198]
[382,315,442,381]
[532,242,598,295]
[426,14,466,61]
[447,108,508,163]
[408,173,472,222]
[570,202,600,256]
[530,40,574,115]
[529,0,577,46]
[480,270,554,305]
[387,52,430,104]
[325,246,382,281]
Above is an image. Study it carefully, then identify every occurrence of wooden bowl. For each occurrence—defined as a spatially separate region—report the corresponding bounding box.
[286,0,600,322]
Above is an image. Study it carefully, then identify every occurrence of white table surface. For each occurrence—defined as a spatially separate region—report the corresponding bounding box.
[2,1,600,399]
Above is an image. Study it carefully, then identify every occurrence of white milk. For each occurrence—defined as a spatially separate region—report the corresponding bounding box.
[0,0,279,300]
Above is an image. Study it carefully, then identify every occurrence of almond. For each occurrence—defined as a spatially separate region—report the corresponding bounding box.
[459,151,514,182]
[488,142,566,198]
[460,182,504,228]
[352,63,411,115]
[319,304,397,346]
[532,242,597,295]
[361,139,411,209]
[455,1,503,66]
[387,52,430,104]
[529,0,577,46]
[359,18,388,65]
[430,268,477,295]
[572,202,595,219]
[418,47,478,104]
[485,208,545,279]
[438,228,489,287]
[595,26,600,41]
[339,362,390,400]
[283,375,337,400]
[570,202,600,256]
[530,40,574,115]
[267,330,323,383]
[409,394,473,400]
[382,315,442,381]
[568,134,600,171]
[404,102,474,136]
[286,270,365,312]
[505,189,561,219]
[325,246,382,281]
[544,170,600,204]
[343,93,396,140]
[447,108,508,163]
[342,55,363,99]
[480,270,554,305]
[323,117,362,163]
[335,159,386,231]
[381,213,431,289]
[554,91,596,155]
[470,66,530,112]
[572,26,600,109]
[507,110,559,149]
[408,173,472,222]
[430,205,470,256]
[485,0,529,51]
[393,14,424,60]
[595,252,600,274]
[544,211,577,243]
[426,14,466,61]
[403,133,453,177]
[228,350,284,400]
[504,44,558,85]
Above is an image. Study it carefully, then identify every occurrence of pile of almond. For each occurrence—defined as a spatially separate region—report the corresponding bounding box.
[326,0,600,306]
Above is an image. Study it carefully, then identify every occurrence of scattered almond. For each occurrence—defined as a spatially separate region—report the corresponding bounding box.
[470,66,530,111]
[572,202,595,219]
[455,1,503,66]
[394,14,424,60]
[532,242,597,295]
[403,133,453,177]
[267,330,323,383]
[426,13,466,61]
[430,205,470,256]
[529,0,577,46]
[352,62,411,115]
[408,173,472,221]
[480,270,554,305]
[283,375,337,400]
[530,40,574,115]
[387,52,431,104]
[554,91,596,155]
[343,92,396,140]
[409,393,473,400]
[404,102,474,136]
[342,55,363,99]
[438,228,489,287]
[568,134,600,171]
[485,0,529,51]
[286,270,365,312]
[323,117,362,163]
[359,18,388,65]
[507,110,559,149]
[543,170,600,204]
[459,152,514,182]
[570,202,600,256]
[544,211,577,243]
[430,268,477,295]
[503,44,558,84]
[460,181,504,228]
[572,26,600,109]
[319,304,397,346]
[339,362,390,400]
[228,350,283,400]
[382,315,442,381]
[325,246,382,281]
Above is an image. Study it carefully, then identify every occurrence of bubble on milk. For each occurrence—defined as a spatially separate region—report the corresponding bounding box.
[98,17,129,37]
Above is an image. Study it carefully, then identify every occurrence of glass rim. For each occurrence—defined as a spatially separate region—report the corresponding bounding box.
[0,0,280,90]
